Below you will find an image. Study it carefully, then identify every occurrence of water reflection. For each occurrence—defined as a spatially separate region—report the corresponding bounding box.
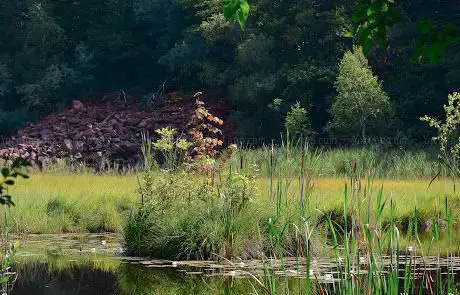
[10,262,258,295]
[6,234,460,294]
[9,258,460,295]
[12,263,117,295]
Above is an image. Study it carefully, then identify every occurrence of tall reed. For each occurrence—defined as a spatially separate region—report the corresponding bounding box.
[249,138,457,295]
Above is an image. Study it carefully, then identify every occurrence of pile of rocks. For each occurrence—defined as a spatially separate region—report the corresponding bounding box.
[0,99,203,168]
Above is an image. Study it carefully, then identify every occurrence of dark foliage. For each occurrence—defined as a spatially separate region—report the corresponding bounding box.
[0,0,458,142]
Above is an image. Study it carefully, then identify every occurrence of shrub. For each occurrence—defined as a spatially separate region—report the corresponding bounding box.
[186,94,224,174]
[284,102,313,140]
[124,158,261,259]
[421,92,460,176]
[146,127,190,171]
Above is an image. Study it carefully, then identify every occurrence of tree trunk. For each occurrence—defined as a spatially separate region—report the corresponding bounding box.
[361,120,366,144]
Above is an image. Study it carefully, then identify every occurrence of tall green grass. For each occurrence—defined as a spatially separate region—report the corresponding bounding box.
[248,143,458,294]
[122,139,460,294]
[232,145,439,178]
[0,171,453,235]
[33,143,439,179]
[6,173,135,233]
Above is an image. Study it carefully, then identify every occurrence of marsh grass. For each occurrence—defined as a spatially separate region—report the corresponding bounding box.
[239,140,458,294]
[122,138,460,294]
[123,140,458,260]
[0,139,458,293]
[2,164,458,238]
[250,183,459,295]
[1,140,459,295]
[6,173,135,233]
[234,145,439,179]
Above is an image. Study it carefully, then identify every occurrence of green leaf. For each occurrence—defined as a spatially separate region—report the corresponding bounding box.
[240,0,250,16]
[352,0,404,54]
[0,196,14,207]
[237,8,249,28]
[366,7,375,17]
[11,172,29,179]
[343,31,354,38]
[223,0,249,29]
[223,0,239,21]
[4,179,14,186]
[1,168,9,178]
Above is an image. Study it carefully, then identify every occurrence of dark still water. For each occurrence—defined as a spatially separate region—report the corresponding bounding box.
[10,263,258,295]
[7,234,460,294]
[11,265,117,295]
[9,258,460,295]
[7,233,256,295]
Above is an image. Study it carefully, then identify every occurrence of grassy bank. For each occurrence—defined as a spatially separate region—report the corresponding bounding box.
[4,143,460,293]
[124,174,460,258]
[4,172,458,235]
[7,173,136,233]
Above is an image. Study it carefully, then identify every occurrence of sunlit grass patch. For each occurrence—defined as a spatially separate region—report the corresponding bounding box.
[4,167,460,245]
[7,173,137,233]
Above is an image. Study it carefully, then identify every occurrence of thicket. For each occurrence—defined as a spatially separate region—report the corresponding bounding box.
[0,0,458,142]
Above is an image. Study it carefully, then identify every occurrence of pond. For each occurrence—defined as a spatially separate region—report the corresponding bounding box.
[6,234,460,294]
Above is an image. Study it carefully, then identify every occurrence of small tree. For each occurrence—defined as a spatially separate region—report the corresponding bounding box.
[284,102,313,140]
[421,92,460,176]
[330,47,391,140]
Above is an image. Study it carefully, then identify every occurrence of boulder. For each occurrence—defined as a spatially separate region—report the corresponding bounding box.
[72,100,85,110]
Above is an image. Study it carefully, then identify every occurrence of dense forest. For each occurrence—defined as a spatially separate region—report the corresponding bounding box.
[0,0,459,142]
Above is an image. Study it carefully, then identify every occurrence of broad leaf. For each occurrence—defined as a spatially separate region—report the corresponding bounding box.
[223,0,250,29]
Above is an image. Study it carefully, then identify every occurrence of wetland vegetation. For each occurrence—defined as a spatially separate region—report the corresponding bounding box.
[1,138,459,294]
[3,147,454,236]
[0,0,459,293]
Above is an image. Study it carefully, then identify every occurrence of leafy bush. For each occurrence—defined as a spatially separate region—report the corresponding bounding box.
[151,127,190,171]
[124,184,225,259]
[284,102,313,140]
[421,92,460,176]
[0,158,30,206]
[124,151,261,259]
